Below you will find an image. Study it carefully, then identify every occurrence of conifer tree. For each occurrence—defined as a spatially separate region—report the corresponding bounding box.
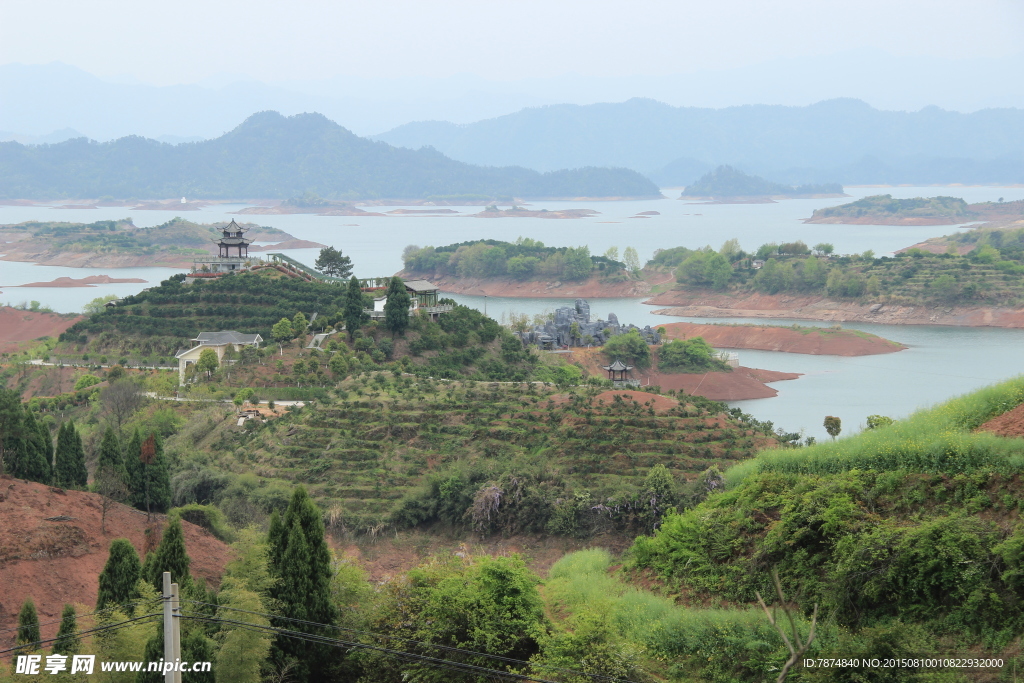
[54,421,72,487]
[146,434,171,514]
[16,598,40,650]
[96,426,126,484]
[343,275,368,340]
[0,387,23,477]
[384,276,411,338]
[16,408,52,484]
[52,604,81,656]
[125,428,144,508]
[97,539,141,612]
[147,517,192,589]
[268,487,337,681]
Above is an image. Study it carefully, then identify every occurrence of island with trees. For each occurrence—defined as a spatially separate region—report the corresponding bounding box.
[680,165,845,201]
[805,195,1024,225]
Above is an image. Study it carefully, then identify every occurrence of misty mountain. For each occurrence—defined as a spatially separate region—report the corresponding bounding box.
[0,111,661,200]
[375,98,1024,186]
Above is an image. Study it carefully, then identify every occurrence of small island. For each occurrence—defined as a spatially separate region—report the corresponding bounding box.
[680,165,846,202]
[805,196,1024,225]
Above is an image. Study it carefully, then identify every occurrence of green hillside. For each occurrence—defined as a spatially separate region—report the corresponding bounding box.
[168,378,784,536]
[810,193,972,221]
[0,111,662,200]
[631,377,1024,670]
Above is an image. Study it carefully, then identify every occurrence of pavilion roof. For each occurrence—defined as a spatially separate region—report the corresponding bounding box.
[602,359,633,371]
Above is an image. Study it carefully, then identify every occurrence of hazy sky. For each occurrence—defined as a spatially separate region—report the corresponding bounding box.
[2,0,1022,85]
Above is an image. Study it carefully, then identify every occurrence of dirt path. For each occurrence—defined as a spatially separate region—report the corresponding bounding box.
[645,289,1024,328]
[658,321,904,356]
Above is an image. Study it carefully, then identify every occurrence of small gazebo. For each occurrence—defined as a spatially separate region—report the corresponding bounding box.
[602,358,634,383]
[214,219,252,258]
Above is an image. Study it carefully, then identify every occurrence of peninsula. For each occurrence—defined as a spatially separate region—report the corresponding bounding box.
[680,165,846,202]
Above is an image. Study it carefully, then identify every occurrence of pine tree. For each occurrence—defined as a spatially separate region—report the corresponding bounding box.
[145,434,171,514]
[384,276,411,338]
[0,387,23,477]
[343,275,368,340]
[70,422,88,486]
[54,421,72,487]
[52,604,81,656]
[16,598,40,650]
[97,538,141,612]
[147,517,192,589]
[17,408,51,484]
[125,428,145,509]
[97,426,126,483]
[269,487,337,681]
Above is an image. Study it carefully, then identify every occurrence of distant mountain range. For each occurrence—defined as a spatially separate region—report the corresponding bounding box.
[0,111,660,200]
[374,98,1024,186]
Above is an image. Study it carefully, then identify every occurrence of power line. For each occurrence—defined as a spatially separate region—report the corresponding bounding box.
[179,612,561,683]
[0,612,162,657]
[182,599,635,683]
[0,597,163,637]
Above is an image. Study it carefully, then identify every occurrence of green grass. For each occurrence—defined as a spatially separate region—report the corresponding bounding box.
[726,375,1024,485]
[545,549,822,682]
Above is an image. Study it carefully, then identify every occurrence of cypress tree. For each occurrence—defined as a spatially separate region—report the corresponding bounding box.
[70,421,88,487]
[16,598,40,650]
[35,414,53,483]
[266,510,284,575]
[97,539,141,612]
[147,517,192,590]
[54,421,88,489]
[343,275,367,340]
[0,387,23,477]
[52,604,80,656]
[269,487,337,681]
[383,275,411,338]
[125,428,144,509]
[18,409,51,484]
[146,434,171,514]
[96,426,126,484]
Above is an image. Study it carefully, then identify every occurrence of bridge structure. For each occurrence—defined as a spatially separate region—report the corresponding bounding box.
[266,253,391,289]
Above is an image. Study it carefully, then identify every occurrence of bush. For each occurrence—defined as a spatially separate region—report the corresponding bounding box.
[171,503,235,542]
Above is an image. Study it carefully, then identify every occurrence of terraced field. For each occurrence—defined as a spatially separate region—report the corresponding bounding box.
[237,381,780,535]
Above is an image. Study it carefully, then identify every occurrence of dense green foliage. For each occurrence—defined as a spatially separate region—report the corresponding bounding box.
[602,329,652,369]
[0,389,53,484]
[812,193,971,220]
[53,419,88,488]
[16,598,40,650]
[661,234,1024,305]
[52,604,81,656]
[167,379,782,536]
[268,487,338,681]
[681,165,842,197]
[383,276,411,337]
[657,337,728,372]
[96,539,142,611]
[0,111,660,199]
[632,376,1024,663]
[403,238,625,281]
[145,517,192,589]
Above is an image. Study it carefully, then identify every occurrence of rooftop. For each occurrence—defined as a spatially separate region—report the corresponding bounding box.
[403,279,439,293]
[192,331,263,346]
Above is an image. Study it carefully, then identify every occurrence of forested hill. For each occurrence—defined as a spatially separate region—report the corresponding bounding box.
[0,111,661,200]
[680,165,843,198]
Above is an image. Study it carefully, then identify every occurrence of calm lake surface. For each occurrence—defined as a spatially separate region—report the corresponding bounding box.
[2,185,1023,439]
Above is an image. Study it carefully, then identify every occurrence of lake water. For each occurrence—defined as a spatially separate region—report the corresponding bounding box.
[2,186,1023,439]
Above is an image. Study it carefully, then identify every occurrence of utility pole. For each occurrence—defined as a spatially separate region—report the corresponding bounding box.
[162,572,182,683]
